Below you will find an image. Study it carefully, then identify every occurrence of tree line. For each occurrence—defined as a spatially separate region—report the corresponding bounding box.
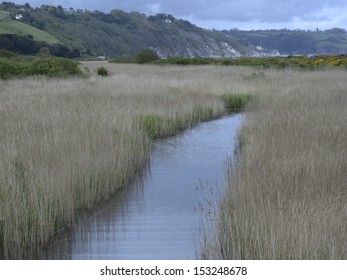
[0,34,80,58]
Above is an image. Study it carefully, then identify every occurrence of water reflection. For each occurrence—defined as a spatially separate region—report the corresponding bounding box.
[43,114,243,260]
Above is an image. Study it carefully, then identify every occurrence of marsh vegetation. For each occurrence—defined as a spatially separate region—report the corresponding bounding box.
[0,63,237,258]
[202,68,347,259]
[0,62,345,259]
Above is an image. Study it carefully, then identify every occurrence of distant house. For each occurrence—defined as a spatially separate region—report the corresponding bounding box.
[15,14,23,20]
[98,56,106,60]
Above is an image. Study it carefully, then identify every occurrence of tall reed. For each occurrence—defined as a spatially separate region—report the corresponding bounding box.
[203,69,347,259]
[0,63,252,259]
[2,64,344,259]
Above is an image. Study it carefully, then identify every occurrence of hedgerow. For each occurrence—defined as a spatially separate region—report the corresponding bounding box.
[0,57,84,79]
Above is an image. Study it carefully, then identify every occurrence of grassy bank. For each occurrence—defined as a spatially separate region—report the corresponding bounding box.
[203,69,347,259]
[0,63,251,259]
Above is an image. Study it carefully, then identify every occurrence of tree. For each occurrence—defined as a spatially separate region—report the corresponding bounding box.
[37,47,51,57]
[136,49,159,64]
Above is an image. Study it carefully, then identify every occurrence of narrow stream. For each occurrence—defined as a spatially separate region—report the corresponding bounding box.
[43,114,243,260]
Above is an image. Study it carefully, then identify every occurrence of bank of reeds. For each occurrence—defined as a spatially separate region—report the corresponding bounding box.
[203,69,347,259]
[1,63,345,259]
[0,63,253,259]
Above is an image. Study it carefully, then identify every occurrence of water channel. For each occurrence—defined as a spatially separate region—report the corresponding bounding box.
[43,114,243,260]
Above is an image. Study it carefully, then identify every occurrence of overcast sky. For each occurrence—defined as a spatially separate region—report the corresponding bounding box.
[9,0,347,30]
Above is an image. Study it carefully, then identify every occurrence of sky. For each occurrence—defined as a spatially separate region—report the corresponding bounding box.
[8,0,347,31]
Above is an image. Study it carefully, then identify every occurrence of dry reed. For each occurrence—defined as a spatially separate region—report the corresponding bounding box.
[0,63,251,259]
[1,63,345,259]
[203,68,347,259]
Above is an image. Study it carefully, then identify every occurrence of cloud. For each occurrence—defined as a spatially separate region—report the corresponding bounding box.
[179,0,347,30]
[142,3,162,14]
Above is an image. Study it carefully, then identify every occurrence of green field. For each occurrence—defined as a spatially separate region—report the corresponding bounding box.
[311,31,347,49]
[0,10,10,20]
[0,10,60,44]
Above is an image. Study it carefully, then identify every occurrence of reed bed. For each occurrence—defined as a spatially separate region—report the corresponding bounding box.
[1,63,345,259]
[203,69,347,259]
[0,63,254,259]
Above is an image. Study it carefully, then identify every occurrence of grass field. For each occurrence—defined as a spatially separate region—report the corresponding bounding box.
[0,63,346,259]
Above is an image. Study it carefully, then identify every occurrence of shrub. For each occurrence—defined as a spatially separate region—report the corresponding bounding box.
[0,57,84,79]
[109,57,136,64]
[154,57,215,66]
[37,47,51,57]
[136,49,160,64]
[25,57,84,78]
[0,50,17,59]
[97,66,108,76]
[0,60,22,79]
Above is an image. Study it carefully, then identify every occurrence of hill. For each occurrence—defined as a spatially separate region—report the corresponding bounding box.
[0,3,248,58]
[227,28,347,55]
[0,9,59,44]
[1,2,347,58]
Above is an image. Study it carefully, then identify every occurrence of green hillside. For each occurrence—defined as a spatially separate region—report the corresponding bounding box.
[25,7,245,57]
[0,10,60,44]
[311,28,347,52]
[227,28,347,55]
[1,3,347,58]
[0,3,248,58]
[0,9,9,20]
